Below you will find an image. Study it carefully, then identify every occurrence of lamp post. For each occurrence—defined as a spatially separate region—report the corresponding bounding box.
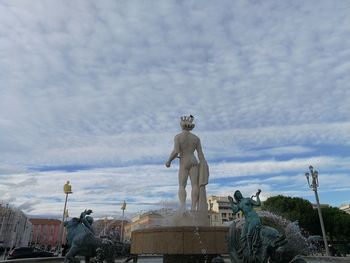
[208,200,213,226]
[120,200,126,242]
[64,209,69,222]
[58,181,72,255]
[305,165,329,256]
[103,217,108,236]
[0,204,9,244]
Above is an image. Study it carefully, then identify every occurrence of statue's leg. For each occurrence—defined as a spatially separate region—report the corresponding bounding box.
[246,235,252,256]
[65,246,78,263]
[178,167,188,211]
[64,246,76,263]
[189,165,199,211]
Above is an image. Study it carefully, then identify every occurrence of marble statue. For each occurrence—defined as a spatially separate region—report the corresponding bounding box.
[166,115,209,211]
[228,190,287,263]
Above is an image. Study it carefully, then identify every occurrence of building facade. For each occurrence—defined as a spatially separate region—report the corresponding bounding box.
[340,203,350,214]
[93,219,129,241]
[208,195,243,226]
[29,219,63,250]
[124,211,163,241]
[0,204,32,249]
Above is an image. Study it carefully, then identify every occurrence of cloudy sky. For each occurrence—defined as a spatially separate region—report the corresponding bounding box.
[1,0,350,219]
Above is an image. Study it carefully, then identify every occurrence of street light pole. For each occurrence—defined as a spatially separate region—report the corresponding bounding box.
[104,217,107,236]
[58,181,72,255]
[208,200,213,226]
[64,209,69,222]
[0,204,9,242]
[120,200,126,242]
[305,165,329,256]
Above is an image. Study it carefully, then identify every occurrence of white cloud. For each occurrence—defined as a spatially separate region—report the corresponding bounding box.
[1,156,349,217]
[0,0,349,216]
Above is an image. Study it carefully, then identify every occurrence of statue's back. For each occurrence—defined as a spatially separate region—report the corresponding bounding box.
[177,131,199,154]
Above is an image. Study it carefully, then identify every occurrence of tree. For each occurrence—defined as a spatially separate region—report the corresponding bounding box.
[321,206,350,242]
[262,195,350,242]
[262,195,318,234]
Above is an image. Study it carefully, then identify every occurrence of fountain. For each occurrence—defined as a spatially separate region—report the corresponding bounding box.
[130,116,349,263]
[131,116,229,262]
[131,116,290,262]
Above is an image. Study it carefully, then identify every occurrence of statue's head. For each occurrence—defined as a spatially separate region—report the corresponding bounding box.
[180,115,195,131]
[64,217,79,229]
[86,216,94,225]
[234,190,243,202]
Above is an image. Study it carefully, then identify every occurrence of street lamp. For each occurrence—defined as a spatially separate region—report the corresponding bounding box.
[305,165,329,256]
[58,181,73,255]
[121,200,126,242]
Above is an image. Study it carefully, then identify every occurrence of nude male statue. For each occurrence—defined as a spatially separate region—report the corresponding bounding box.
[165,115,209,211]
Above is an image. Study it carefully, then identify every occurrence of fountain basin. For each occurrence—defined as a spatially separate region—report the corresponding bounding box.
[290,256,350,263]
[0,257,64,263]
[131,226,229,255]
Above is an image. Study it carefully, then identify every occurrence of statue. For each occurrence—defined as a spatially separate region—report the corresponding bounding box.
[64,210,109,263]
[229,189,262,257]
[165,115,209,211]
[228,190,287,263]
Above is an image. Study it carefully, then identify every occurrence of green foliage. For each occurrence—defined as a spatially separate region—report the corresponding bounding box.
[262,195,350,241]
[262,195,317,233]
[321,206,350,241]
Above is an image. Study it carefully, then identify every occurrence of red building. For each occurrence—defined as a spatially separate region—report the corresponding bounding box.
[29,219,65,250]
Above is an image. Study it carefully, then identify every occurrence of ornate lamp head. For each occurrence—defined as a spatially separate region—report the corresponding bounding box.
[64,181,72,194]
[180,115,195,131]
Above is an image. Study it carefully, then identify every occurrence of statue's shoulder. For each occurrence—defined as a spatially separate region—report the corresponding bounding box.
[190,133,200,143]
[174,133,182,140]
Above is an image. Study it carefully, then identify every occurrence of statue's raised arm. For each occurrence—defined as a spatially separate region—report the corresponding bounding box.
[79,209,93,220]
[250,189,261,207]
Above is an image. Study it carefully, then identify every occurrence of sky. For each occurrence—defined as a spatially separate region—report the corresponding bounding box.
[0,0,350,219]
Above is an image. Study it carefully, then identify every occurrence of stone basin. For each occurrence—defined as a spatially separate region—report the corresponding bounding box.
[131,226,229,256]
[0,257,64,263]
[290,256,350,263]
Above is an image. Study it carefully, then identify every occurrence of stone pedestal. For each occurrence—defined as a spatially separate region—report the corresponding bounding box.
[290,256,350,263]
[131,226,229,263]
[163,210,210,227]
[163,254,217,263]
